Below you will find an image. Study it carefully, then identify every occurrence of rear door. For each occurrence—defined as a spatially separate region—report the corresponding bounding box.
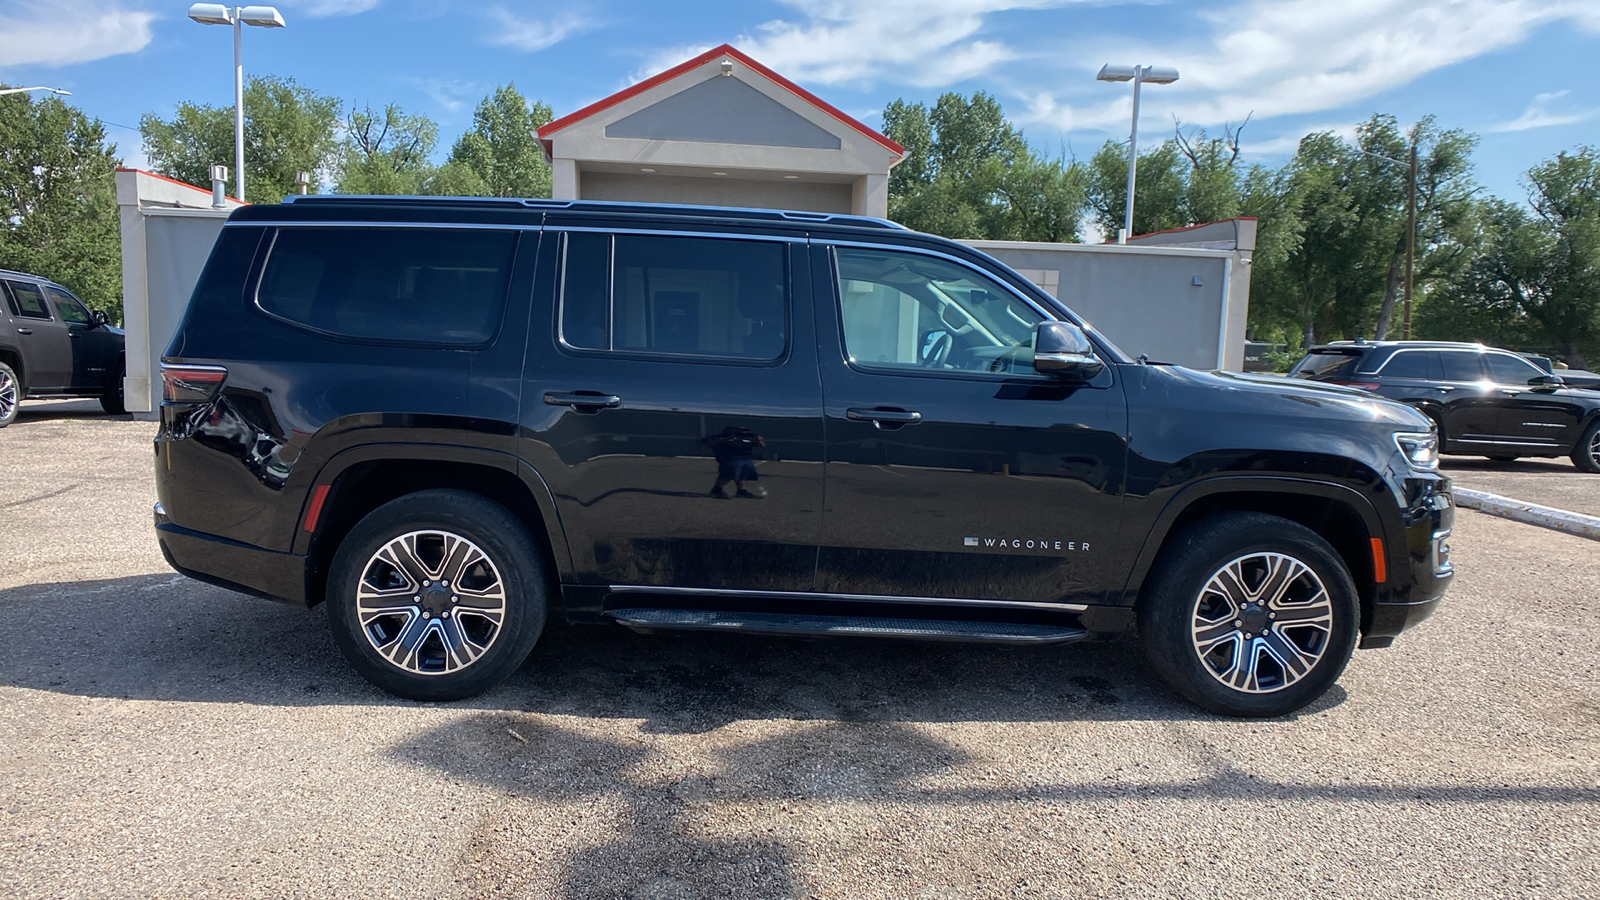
[1432,349,1501,449]
[1484,350,1584,449]
[518,224,825,593]
[3,279,71,390]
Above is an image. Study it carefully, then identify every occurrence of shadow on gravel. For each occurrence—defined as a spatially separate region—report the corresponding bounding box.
[1441,457,1574,474]
[0,572,1266,725]
[12,401,129,425]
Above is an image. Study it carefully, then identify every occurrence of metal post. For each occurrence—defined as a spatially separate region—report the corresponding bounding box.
[232,9,245,203]
[1120,68,1143,244]
[210,164,229,208]
[1403,143,1417,340]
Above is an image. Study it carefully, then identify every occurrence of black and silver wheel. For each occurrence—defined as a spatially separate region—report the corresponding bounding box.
[327,490,547,701]
[1572,419,1600,474]
[1139,512,1358,717]
[0,361,18,427]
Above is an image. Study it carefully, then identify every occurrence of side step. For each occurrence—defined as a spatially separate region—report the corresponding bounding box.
[604,608,1088,645]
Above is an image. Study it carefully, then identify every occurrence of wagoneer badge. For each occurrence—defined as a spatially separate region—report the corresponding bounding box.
[964,537,1090,551]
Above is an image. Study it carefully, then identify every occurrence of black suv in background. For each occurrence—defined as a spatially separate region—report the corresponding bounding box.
[154,197,1455,717]
[0,268,126,426]
[1290,340,1600,472]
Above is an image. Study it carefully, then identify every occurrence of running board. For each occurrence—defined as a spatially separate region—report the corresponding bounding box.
[604,608,1088,645]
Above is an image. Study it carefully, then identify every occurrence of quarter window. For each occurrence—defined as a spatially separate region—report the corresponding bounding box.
[5,281,52,319]
[558,233,787,361]
[256,227,517,345]
[1379,351,1440,379]
[833,247,1044,375]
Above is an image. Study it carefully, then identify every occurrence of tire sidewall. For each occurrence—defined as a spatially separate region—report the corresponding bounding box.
[0,361,19,427]
[1573,420,1600,474]
[327,490,547,701]
[1139,514,1360,717]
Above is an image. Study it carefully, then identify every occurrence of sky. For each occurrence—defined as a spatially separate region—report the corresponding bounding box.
[1,0,1597,203]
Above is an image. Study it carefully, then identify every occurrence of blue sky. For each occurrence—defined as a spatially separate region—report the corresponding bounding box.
[2,0,1597,203]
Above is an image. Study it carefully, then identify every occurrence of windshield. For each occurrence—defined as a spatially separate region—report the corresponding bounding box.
[1289,350,1365,381]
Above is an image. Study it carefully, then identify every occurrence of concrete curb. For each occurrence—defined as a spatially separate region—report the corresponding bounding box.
[1454,488,1600,542]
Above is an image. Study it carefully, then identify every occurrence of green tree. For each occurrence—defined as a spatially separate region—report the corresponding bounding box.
[335,103,439,195]
[0,90,122,319]
[443,84,553,198]
[140,75,341,204]
[882,91,1087,241]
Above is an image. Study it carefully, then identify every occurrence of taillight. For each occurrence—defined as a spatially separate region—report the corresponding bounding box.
[161,363,228,403]
[1331,380,1381,391]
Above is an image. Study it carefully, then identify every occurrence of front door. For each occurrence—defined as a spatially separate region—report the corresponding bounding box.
[519,226,824,592]
[1483,350,1585,450]
[812,242,1127,606]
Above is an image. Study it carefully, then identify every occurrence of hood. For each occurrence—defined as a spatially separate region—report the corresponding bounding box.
[1137,364,1434,431]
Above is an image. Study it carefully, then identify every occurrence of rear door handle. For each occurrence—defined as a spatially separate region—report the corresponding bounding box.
[544,390,621,411]
[846,407,923,429]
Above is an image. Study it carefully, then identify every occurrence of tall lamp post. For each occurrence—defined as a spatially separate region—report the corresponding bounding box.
[1096,63,1179,244]
[0,86,72,97]
[1356,145,1419,339]
[187,4,286,203]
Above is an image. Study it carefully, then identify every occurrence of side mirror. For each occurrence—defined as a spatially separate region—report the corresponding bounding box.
[1034,321,1104,381]
[1531,374,1565,390]
[93,309,110,326]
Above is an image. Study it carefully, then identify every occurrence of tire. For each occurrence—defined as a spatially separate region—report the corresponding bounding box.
[1572,419,1600,474]
[1485,456,1518,463]
[327,489,548,701]
[1138,512,1359,717]
[0,361,18,427]
[100,358,126,415]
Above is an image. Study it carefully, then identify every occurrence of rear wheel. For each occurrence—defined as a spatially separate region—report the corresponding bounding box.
[0,361,18,427]
[1138,512,1359,717]
[327,489,548,701]
[100,358,125,415]
[1572,419,1600,474]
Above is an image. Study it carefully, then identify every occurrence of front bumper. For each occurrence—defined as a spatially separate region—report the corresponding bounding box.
[1362,478,1454,648]
[155,503,309,605]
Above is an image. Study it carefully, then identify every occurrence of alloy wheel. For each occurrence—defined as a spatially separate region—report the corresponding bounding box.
[355,530,507,676]
[1189,552,1334,694]
[0,369,16,422]
[1589,429,1600,468]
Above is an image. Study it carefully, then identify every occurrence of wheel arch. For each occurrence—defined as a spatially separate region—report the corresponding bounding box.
[296,444,573,608]
[1121,477,1387,636]
[0,345,25,393]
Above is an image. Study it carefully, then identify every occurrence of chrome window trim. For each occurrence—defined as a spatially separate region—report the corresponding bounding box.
[1371,348,1430,376]
[608,584,1089,613]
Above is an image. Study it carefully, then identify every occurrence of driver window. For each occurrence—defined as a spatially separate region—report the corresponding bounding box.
[1485,352,1545,386]
[834,247,1044,375]
[45,287,91,327]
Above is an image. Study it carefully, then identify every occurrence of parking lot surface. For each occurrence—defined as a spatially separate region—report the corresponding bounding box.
[2,404,1597,899]
[1442,455,1600,519]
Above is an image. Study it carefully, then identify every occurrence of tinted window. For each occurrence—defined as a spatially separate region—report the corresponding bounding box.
[1438,351,1482,382]
[1290,350,1364,380]
[1379,350,1440,379]
[558,233,787,361]
[257,228,516,345]
[1486,352,1545,386]
[834,246,1044,375]
[45,287,90,326]
[5,281,52,319]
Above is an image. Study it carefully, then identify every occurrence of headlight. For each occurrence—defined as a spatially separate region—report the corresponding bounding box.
[1393,431,1439,470]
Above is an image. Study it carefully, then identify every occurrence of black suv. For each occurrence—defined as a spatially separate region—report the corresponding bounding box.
[0,269,126,426]
[153,197,1454,717]
[1289,340,1600,472]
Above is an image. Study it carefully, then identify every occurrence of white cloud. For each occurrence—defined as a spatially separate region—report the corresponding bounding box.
[1246,123,1360,156]
[482,7,591,53]
[1488,89,1600,132]
[635,1,1076,89]
[0,1,155,69]
[1026,0,1600,134]
[405,76,482,115]
[281,0,379,16]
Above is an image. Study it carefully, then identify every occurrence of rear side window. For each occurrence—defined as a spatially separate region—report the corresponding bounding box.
[257,227,516,345]
[5,281,52,319]
[558,233,787,361]
[1379,351,1441,379]
[1438,351,1483,382]
[1290,350,1364,380]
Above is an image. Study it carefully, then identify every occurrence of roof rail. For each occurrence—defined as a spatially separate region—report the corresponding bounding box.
[279,194,908,229]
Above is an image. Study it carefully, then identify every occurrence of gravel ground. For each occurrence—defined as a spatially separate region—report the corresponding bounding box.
[1442,455,1600,519]
[2,403,1597,899]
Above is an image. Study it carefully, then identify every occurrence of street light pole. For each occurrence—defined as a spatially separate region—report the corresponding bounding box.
[0,86,72,97]
[188,5,286,203]
[1097,63,1179,244]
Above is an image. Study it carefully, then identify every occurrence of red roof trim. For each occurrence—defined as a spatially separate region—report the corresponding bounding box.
[115,167,244,204]
[536,43,904,158]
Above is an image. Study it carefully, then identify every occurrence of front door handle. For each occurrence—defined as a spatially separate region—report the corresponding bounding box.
[16,328,31,335]
[846,407,923,429]
[544,390,621,411]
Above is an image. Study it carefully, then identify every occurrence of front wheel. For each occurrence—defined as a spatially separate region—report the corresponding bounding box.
[1138,512,1359,717]
[0,361,18,427]
[100,358,126,415]
[327,490,548,701]
[1572,420,1600,474]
